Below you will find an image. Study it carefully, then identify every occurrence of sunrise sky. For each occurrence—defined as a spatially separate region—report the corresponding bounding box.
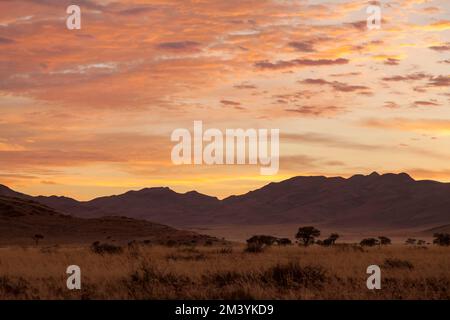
[0,0,449,200]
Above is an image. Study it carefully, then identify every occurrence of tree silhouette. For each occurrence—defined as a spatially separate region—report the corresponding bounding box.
[322,233,340,246]
[405,238,417,245]
[276,238,293,246]
[417,239,426,246]
[245,235,278,253]
[433,233,450,246]
[295,226,320,246]
[360,238,379,247]
[246,235,278,246]
[33,234,44,246]
[378,236,392,245]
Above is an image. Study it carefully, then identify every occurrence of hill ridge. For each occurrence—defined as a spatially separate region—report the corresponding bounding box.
[2,172,450,230]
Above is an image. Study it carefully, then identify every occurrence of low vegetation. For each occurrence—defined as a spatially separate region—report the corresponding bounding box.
[383,258,414,270]
[0,243,448,300]
[90,241,123,255]
[0,227,448,300]
[245,235,292,253]
[433,233,450,246]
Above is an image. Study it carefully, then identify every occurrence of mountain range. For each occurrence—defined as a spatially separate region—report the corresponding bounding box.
[0,195,220,246]
[1,172,450,232]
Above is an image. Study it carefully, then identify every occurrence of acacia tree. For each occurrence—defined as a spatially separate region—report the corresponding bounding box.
[417,239,426,246]
[360,238,379,247]
[433,233,450,246]
[378,236,392,246]
[328,233,340,245]
[245,235,278,253]
[246,235,278,246]
[322,233,340,246]
[276,238,293,246]
[33,234,44,246]
[295,226,320,246]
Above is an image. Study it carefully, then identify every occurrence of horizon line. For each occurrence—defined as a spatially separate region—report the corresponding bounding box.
[2,171,450,202]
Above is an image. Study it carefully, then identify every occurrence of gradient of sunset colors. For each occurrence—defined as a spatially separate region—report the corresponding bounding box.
[0,0,449,200]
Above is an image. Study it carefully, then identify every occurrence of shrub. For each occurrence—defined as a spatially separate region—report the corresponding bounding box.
[383,258,414,270]
[245,242,264,253]
[433,233,450,246]
[166,239,177,247]
[245,235,281,252]
[246,235,278,246]
[90,241,123,255]
[217,247,233,254]
[276,238,293,246]
[126,241,143,258]
[321,233,340,246]
[206,271,244,287]
[32,234,44,246]
[205,240,213,246]
[166,253,206,261]
[177,246,200,253]
[263,262,327,288]
[125,262,190,298]
[0,276,29,297]
[295,226,320,246]
[378,236,392,245]
[417,239,426,246]
[360,238,380,247]
[247,236,293,247]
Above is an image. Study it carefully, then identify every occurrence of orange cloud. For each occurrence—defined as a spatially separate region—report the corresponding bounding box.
[363,118,450,135]
[1,0,449,199]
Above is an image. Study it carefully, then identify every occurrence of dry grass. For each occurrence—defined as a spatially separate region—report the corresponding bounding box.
[0,244,449,300]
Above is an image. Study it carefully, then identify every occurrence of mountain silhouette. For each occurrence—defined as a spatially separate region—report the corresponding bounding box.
[217,172,450,229]
[1,172,450,230]
[0,195,220,245]
[32,187,221,226]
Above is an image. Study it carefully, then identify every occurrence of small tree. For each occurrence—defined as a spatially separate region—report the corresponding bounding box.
[295,226,320,246]
[245,235,278,253]
[90,241,123,254]
[433,233,450,246]
[328,233,340,245]
[378,236,392,246]
[405,238,417,245]
[322,233,340,246]
[246,235,278,246]
[360,238,379,247]
[276,238,292,246]
[33,234,44,246]
[417,239,426,246]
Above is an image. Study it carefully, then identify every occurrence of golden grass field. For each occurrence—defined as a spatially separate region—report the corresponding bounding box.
[0,244,449,300]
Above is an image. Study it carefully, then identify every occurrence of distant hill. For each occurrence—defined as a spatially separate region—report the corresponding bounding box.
[0,184,30,198]
[2,172,450,231]
[215,172,450,230]
[0,195,220,246]
[32,187,221,226]
[423,224,450,235]
[0,185,221,226]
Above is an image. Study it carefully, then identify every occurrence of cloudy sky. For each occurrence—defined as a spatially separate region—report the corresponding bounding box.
[0,0,449,200]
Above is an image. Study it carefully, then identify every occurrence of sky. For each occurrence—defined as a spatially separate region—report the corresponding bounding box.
[0,0,449,200]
